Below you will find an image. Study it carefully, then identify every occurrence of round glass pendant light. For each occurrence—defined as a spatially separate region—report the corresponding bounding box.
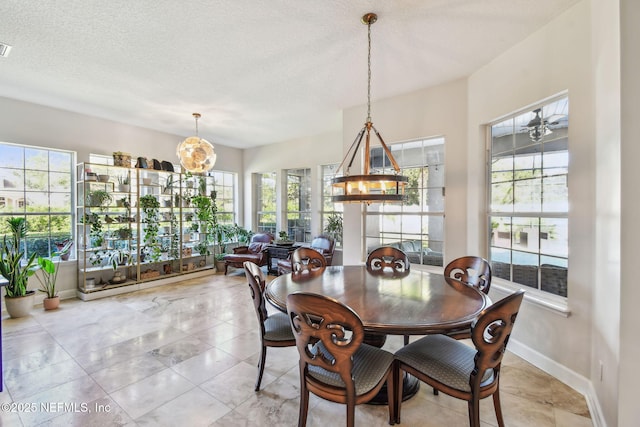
[177,113,217,173]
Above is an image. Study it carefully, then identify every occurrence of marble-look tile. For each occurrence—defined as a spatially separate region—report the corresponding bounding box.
[135,387,231,426]
[109,369,194,419]
[210,378,301,427]
[191,321,252,347]
[4,358,87,401]
[200,361,277,408]
[549,378,591,417]
[37,396,136,427]
[0,272,593,427]
[75,326,188,373]
[90,354,167,393]
[215,330,261,360]
[554,407,593,427]
[15,376,106,426]
[148,336,212,367]
[170,347,241,385]
[2,344,71,377]
[2,325,61,361]
[499,364,554,405]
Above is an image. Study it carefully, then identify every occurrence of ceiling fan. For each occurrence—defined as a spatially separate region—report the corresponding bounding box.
[524,108,565,142]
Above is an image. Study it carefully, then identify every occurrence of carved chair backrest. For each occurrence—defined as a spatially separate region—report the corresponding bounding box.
[444,256,492,294]
[470,290,524,391]
[366,246,410,273]
[287,292,364,399]
[291,247,327,275]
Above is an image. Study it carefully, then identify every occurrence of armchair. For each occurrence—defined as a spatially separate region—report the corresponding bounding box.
[223,233,273,275]
[276,234,335,275]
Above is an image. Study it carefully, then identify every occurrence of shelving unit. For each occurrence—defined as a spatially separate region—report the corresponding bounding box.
[76,163,218,300]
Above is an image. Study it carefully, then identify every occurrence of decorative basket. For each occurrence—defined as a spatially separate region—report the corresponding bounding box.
[113,152,132,167]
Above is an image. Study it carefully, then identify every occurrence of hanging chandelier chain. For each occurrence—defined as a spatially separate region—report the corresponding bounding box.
[366,19,372,124]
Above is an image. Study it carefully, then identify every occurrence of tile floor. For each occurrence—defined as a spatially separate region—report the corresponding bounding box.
[1,270,593,426]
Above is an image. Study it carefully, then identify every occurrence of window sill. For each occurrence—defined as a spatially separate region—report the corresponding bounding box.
[491,277,571,317]
[414,264,571,318]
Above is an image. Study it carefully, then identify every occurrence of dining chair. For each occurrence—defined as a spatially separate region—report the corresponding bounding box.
[243,261,296,391]
[287,292,396,427]
[366,246,410,274]
[393,290,525,427]
[444,256,492,340]
[291,247,327,275]
[367,246,412,345]
[444,256,492,294]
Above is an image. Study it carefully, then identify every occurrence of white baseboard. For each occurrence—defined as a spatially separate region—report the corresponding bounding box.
[508,339,607,427]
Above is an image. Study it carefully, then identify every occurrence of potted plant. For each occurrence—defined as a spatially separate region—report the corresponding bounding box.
[140,194,161,262]
[277,231,293,245]
[87,189,112,208]
[54,238,73,261]
[324,213,343,246]
[0,217,39,318]
[117,175,131,192]
[34,240,73,310]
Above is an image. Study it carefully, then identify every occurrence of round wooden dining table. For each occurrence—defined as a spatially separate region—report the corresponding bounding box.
[265,265,490,337]
[265,265,490,402]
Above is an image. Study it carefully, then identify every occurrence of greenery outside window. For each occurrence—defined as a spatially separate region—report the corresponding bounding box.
[285,168,311,243]
[365,137,445,266]
[489,96,569,297]
[256,172,276,235]
[321,164,343,247]
[0,142,74,259]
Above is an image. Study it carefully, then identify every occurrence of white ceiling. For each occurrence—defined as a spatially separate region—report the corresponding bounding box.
[0,1,580,149]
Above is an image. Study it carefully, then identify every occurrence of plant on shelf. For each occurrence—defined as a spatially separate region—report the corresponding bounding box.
[87,189,112,208]
[162,174,175,195]
[140,194,161,262]
[83,213,104,247]
[34,239,73,310]
[116,226,133,240]
[117,175,131,192]
[107,248,131,270]
[0,217,39,318]
[169,212,180,259]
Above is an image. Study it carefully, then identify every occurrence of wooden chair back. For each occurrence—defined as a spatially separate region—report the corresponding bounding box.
[366,246,410,273]
[291,247,327,275]
[444,256,492,294]
[244,261,268,328]
[470,290,524,390]
[287,292,364,398]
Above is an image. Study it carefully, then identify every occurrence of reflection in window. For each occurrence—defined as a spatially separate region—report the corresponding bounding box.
[0,142,74,259]
[285,168,311,243]
[256,172,276,235]
[365,137,445,266]
[489,96,569,297]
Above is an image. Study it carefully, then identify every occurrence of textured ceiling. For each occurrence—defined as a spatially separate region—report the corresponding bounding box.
[0,1,580,149]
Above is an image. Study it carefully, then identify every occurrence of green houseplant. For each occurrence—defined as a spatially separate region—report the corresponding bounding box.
[34,239,73,310]
[87,189,112,208]
[0,217,39,317]
[324,213,343,246]
[140,194,161,262]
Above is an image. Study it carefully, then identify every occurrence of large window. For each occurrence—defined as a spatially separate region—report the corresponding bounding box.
[489,96,569,297]
[365,137,445,266]
[209,171,236,225]
[256,172,276,235]
[0,142,74,259]
[321,164,343,247]
[285,168,311,243]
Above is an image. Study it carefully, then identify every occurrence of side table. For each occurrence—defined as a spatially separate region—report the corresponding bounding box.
[266,244,298,275]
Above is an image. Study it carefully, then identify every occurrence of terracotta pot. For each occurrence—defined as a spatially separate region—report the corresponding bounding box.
[43,296,60,311]
[5,291,35,318]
